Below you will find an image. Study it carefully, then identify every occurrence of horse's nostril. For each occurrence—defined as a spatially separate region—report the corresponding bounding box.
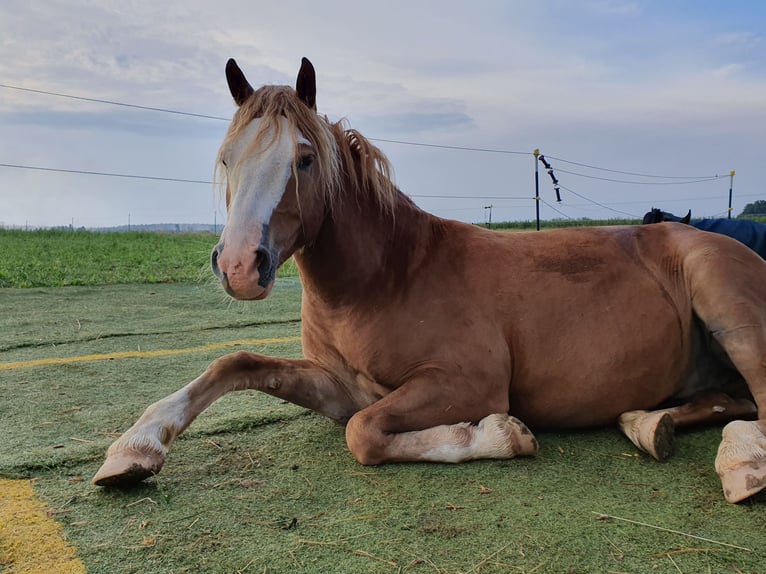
[211,246,223,277]
[255,248,268,268]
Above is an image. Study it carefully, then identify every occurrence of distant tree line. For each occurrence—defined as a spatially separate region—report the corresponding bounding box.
[739,201,766,219]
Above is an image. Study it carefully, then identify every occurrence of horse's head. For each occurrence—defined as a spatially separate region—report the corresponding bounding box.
[642,208,691,225]
[212,58,339,300]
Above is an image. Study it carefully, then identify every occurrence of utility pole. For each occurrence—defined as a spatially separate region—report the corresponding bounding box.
[728,170,735,219]
[484,204,493,229]
[533,149,541,231]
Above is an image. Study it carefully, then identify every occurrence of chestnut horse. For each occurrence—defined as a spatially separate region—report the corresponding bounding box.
[94,58,766,503]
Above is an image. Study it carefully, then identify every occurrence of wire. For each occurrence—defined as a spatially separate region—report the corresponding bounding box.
[0,83,532,156]
[540,199,572,219]
[554,168,722,186]
[0,83,232,121]
[410,193,530,200]
[544,154,724,180]
[559,184,639,218]
[0,83,741,215]
[0,163,214,185]
[0,82,737,182]
[369,137,531,156]
[0,162,534,202]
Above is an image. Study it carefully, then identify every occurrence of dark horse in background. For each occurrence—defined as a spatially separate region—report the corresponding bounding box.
[643,208,766,260]
[93,58,766,504]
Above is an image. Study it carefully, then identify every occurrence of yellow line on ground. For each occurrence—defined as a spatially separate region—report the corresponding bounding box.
[0,479,87,573]
[0,336,302,372]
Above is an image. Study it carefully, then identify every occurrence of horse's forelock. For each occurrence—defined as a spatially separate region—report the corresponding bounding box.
[218,85,341,202]
[218,84,399,216]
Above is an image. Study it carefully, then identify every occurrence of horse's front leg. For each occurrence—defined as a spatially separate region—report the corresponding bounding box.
[344,372,538,465]
[92,351,365,486]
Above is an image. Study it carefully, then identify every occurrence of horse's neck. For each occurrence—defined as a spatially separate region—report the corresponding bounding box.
[295,191,436,305]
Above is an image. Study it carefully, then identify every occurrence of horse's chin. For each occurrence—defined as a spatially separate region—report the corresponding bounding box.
[222,279,274,301]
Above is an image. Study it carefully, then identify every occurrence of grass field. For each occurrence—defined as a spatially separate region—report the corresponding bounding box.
[0,229,298,288]
[1,230,765,573]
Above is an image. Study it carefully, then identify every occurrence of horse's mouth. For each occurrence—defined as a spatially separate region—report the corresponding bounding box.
[220,274,274,300]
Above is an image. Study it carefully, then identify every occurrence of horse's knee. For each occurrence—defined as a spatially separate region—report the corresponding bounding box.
[345,411,386,465]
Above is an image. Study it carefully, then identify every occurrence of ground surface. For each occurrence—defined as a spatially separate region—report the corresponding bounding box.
[1,279,764,573]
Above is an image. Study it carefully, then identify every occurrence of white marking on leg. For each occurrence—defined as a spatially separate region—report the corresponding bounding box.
[418,414,537,462]
[111,388,193,456]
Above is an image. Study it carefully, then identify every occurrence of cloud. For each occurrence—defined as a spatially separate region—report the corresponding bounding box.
[1,0,765,227]
[714,31,761,49]
[356,111,474,137]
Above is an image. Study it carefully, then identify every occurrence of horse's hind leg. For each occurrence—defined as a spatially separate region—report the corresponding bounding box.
[707,328,766,502]
[92,352,370,487]
[687,251,766,502]
[618,391,757,461]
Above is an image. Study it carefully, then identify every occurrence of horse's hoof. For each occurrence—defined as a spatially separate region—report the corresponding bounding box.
[506,416,539,456]
[618,410,675,461]
[478,413,538,457]
[716,420,766,503]
[92,448,165,487]
[718,461,766,504]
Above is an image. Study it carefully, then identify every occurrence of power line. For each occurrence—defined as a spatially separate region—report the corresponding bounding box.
[0,82,532,156]
[540,198,572,220]
[0,162,535,202]
[544,154,724,180]
[554,168,723,186]
[559,184,639,218]
[368,137,530,156]
[0,163,214,185]
[6,82,729,177]
[410,193,530,200]
[0,82,744,216]
[0,83,231,121]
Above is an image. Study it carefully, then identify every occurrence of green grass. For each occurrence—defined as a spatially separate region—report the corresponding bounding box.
[2,228,765,573]
[0,229,298,288]
[486,217,640,230]
[1,282,764,573]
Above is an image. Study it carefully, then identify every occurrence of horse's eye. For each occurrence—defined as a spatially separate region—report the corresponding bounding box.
[297,154,314,170]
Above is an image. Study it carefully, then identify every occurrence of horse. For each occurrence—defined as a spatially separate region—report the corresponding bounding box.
[644,207,766,259]
[93,58,766,504]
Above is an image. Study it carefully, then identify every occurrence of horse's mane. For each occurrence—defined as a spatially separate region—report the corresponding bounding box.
[217,85,398,214]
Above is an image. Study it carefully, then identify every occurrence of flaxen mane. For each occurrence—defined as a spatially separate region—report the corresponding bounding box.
[217,85,399,214]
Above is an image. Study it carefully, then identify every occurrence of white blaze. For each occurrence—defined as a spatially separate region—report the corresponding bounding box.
[224,116,298,245]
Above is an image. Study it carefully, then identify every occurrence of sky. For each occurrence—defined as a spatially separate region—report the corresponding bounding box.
[1,0,764,228]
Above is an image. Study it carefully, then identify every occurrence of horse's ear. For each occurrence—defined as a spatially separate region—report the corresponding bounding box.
[643,208,661,224]
[296,57,317,110]
[681,210,691,224]
[226,58,254,107]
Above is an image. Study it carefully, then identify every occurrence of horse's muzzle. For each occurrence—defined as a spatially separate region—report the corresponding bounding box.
[211,243,276,300]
